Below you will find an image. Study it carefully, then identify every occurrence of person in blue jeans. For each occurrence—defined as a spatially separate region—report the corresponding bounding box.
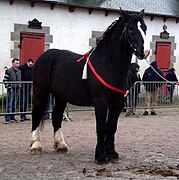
[19,58,34,121]
[3,58,21,124]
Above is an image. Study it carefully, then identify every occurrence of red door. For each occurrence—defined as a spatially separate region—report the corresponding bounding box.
[156,43,171,97]
[155,42,171,72]
[20,32,45,64]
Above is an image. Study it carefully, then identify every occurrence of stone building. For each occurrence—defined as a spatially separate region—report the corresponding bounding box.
[1,0,179,78]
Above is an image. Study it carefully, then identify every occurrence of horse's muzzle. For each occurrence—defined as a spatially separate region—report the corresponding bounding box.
[136,49,150,60]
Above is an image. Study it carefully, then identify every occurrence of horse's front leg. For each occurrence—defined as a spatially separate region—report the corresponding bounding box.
[94,101,108,162]
[105,99,124,161]
[52,98,69,153]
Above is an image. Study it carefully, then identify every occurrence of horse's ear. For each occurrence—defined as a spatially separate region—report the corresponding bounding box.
[120,7,130,22]
[139,9,145,18]
[139,9,147,35]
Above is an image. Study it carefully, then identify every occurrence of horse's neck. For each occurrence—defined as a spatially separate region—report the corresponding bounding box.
[98,22,132,70]
[91,22,133,88]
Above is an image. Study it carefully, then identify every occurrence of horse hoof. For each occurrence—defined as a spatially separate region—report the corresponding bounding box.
[95,153,107,163]
[107,151,119,161]
[95,158,108,164]
[53,141,69,153]
[30,141,42,154]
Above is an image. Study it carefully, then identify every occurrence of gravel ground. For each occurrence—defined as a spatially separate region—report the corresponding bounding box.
[0,109,179,180]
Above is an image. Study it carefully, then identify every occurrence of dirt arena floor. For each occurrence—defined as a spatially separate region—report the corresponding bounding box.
[0,109,179,180]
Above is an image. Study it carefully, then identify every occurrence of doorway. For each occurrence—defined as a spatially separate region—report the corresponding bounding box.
[155,42,171,74]
[20,32,45,64]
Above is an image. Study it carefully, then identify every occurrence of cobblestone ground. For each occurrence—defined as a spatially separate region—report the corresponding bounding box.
[0,110,179,180]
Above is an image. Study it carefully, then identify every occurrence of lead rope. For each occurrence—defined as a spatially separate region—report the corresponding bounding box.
[144,58,177,85]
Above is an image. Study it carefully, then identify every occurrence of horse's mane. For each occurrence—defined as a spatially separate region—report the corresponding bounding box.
[88,17,124,56]
[97,17,124,47]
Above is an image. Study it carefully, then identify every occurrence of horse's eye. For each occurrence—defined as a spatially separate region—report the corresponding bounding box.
[128,26,133,31]
[128,25,136,33]
[128,27,135,35]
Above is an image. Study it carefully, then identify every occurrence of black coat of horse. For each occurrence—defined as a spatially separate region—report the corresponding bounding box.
[30,9,148,162]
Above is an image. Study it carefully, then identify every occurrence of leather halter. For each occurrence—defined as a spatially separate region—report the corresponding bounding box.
[120,23,138,55]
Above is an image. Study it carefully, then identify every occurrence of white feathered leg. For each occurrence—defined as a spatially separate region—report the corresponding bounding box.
[30,127,42,153]
[53,128,69,152]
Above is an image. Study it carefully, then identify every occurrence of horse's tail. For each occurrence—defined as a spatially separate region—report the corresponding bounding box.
[32,49,56,129]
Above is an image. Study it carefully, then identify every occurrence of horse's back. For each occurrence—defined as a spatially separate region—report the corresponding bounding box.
[33,49,81,80]
[34,49,80,67]
[33,49,93,106]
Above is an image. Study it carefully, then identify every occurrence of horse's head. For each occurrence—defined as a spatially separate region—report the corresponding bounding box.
[120,9,148,60]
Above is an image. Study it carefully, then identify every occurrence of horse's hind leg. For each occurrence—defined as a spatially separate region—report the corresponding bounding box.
[30,92,49,153]
[52,96,68,153]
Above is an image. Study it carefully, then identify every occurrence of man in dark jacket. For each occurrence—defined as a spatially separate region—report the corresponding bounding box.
[142,60,164,115]
[165,68,178,103]
[3,58,21,124]
[19,58,34,121]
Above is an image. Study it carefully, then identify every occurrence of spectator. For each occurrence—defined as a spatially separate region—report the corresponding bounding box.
[3,58,21,124]
[142,60,164,115]
[19,58,34,121]
[126,63,141,116]
[165,68,178,103]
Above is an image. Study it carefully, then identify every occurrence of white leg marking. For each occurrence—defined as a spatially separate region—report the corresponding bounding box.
[54,128,69,152]
[32,127,40,142]
[30,128,42,153]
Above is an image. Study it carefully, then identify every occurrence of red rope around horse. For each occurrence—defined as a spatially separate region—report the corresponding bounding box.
[77,53,126,95]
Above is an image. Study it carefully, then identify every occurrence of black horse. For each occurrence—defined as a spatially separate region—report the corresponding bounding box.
[30,9,148,162]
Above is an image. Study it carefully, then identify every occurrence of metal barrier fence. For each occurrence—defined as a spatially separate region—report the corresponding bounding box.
[126,81,179,111]
[0,81,179,117]
[0,81,33,116]
[0,81,94,118]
